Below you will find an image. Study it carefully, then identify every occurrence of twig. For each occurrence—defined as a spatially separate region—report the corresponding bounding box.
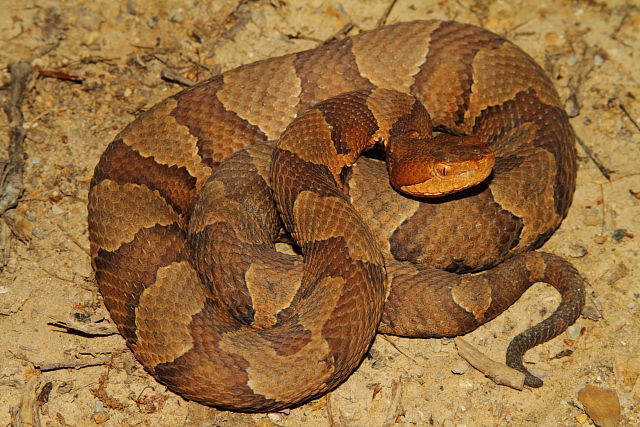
[13,375,40,427]
[619,102,640,132]
[575,134,613,180]
[35,358,109,372]
[610,11,632,48]
[0,218,11,267]
[48,316,118,336]
[326,394,337,427]
[378,0,398,27]
[56,222,90,257]
[1,62,34,215]
[160,68,196,87]
[382,379,404,427]
[380,335,418,364]
[322,22,354,44]
[454,338,525,390]
[285,23,354,45]
[38,69,83,83]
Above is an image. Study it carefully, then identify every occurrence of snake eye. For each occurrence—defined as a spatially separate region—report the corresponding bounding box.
[436,163,449,177]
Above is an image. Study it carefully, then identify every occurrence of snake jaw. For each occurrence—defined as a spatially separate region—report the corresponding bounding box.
[427,155,495,196]
[389,135,496,198]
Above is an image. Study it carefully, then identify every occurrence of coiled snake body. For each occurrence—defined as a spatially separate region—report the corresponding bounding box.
[88,20,586,411]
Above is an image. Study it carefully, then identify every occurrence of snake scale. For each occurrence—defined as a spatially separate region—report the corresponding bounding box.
[88,20,586,411]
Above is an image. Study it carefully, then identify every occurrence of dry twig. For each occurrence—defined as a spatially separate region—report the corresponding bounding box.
[160,68,196,87]
[454,338,525,390]
[11,375,40,427]
[575,134,613,180]
[48,316,118,337]
[1,62,34,215]
[35,358,109,372]
[378,0,399,27]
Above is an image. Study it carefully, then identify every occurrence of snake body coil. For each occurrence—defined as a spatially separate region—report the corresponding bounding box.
[88,20,586,411]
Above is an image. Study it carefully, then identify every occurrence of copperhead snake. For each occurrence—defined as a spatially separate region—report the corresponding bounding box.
[88,20,586,412]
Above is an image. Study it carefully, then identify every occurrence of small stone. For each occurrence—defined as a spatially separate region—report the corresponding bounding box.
[614,356,640,393]
[13,216,32,241]
[458,378,474,389]
[583,213,599,226]
[451,360,470,375]
[566,54,579,66]
[459,398,473,411]
[126,0,137,15]
[77,7,104,31]
[564,244,588,258]
[594,55,604,66]
[429,340,443,352]
[593,234,607,244]
[566,324,583,340]
[582,305,602,321]
[92,411,109,424]
[565,94,580,118]
[611,229,630,242]
[169,9,183,23]
[601,263,629,287]
[576,413,589,424]
[50,205,64,215]
[267,413,280,422]
[48,190,63,202]
[84,31,101,46]
[578,385,621,427]
[147,16,159,28]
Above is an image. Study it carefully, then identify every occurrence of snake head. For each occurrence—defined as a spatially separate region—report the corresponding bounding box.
[386,134,495,197]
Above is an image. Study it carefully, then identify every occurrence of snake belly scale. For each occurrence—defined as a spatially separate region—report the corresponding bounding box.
[88,20,586,411]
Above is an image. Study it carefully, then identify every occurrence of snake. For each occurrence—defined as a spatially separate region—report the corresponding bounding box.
[88,20,586,412]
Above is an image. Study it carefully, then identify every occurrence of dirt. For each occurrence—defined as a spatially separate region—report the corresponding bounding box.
[0,0,638,426]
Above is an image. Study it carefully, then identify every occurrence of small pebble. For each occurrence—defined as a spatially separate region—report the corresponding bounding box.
[169,9,183,23]
[458,378,474,389]
[429,340,443,352]
[267,413,281,422]
[614,356,640,392]
[578,385,621,427]
[564,244,588,258]
[92,411,109,424]
[126,0,137,15]
[565,94,580,117]
[459,398,473,411]
[49,190,62,202]
[593,234,607,244]
[582,305,601,321]
[594,55,604,66]
[13,216,33,241]
[451,360,470,375]
[576,413,589,424]
[147,16,159,28]
[583,213,599,226]
[611,228,629,242]
[77,7,104,31]
[566,324,583,341]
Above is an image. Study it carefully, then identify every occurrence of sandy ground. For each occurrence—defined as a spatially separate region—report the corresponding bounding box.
[1,0,639,425]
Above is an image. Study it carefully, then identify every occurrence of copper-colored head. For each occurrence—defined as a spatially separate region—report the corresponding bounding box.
[387,134,495,197]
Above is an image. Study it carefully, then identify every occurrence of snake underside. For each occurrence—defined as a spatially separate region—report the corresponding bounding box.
[88,20,586,411]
